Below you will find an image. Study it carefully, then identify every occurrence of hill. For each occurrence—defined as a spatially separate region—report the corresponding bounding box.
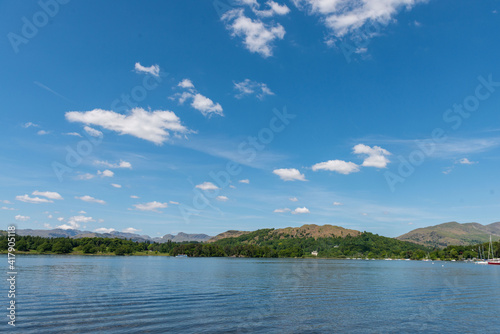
[396,222,500,248]
[16,229,212,243]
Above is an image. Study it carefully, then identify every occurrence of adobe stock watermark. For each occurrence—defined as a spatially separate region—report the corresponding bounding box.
[51,74,163,182]
[385,74,500,192]
[7,0,70,54]
[178,106,295,222]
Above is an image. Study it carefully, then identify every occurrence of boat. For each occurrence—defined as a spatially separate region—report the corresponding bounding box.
[176,254,188,257]
[486,236,500,265]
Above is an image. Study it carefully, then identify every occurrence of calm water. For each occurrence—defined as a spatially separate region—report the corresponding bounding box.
[2,255,500,333]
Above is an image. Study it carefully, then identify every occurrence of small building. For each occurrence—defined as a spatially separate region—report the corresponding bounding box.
[311,251,318,256]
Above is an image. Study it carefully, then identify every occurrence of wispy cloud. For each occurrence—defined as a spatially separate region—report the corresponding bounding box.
[75,195,106,205]
[16,194,53,204]
[234,79,274,99]
[133,201,168,212]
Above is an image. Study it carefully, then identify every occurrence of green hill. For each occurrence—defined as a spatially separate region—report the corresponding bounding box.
[396,221,500,248]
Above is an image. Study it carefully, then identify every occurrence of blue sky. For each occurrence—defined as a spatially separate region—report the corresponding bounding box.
[1,0,500,238]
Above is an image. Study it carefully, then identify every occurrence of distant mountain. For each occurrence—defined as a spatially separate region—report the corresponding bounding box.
[16,229,212,243]
[396,222,500,248]
[209,224,360,243]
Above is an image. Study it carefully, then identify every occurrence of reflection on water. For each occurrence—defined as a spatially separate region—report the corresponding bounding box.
[3,255,500,333]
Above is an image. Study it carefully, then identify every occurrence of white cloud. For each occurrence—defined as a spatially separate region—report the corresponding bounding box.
[353,144,391,168]
[75,195,106,205]
[32,191,63,200]
[216,195,229,202]
[234,79,274,99]
[274,208,291,213]
[174,81,224,117]
[95,160,132,169]
[57,215,94,230]
[273,168,307,181]
[457,158,476,165]
[130,195,139,199]
[95,227,115,233]
[333,201,343,206]
[294,0,426,38]
[289,197,298,202]
[239,179,250,184]
[123,227,140,234]
[37,130,50,135]
[16,194,53,204]
[47,214,53,219]
[191,93,224,117]
[178,79,194,89]
[98,170,114,178]
[111,184,122,188]
[253,1,291,17]
[1,200,12,204]
[169,201,179,205]
[63,132,82,137]
[1,207,15,210]
[57,217,64,221]
[229,185,237,189]
[292,207,310,214]
[15,215,30,221]
[134,62,160,77]
[84,126,103,137]
[43,223,52,228]
[76,173,95,180]
[65,108,189,145]
[23,122,39,128]
[222,8,285,57]
[133,201,168,213]
[311,160,360,174]
[195,182,220,191]
[79,211,86,214]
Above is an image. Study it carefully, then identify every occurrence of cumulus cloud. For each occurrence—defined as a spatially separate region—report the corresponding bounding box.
[292,207,310,214]
[178,79,194,89]
[111,184,122,188]
[191,94,224,117]
[311,160,360,174]
[353,144,391,168]
[123,227,140,234]
[15,215,30,221]
[333,201,343,206]
[135,62,160,77]
[65,108,189,145]
[84,126,103,137]
[221,8,285,57]
[195,182,220,191]
[16,194,53,204]
[133,201,168,213]
[239,179,250,184]
[95,227,115,233]
[289,197,298,202]
[274,208,291,213]
[98,170,114,178]
[234,79,274,99]
[57,215,94,230]
[37,130,50,135]
[130,195,139,199]
[174,80,224,117]
[75,195,106,205]
[95,160,132,169]
[216,195,229,202]
[253,1,291,17]
[273,168,307,181]
[294,0,426,38]
[32,191,63,200]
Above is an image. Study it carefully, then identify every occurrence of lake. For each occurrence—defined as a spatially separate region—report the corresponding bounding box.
[3,255,500,333]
